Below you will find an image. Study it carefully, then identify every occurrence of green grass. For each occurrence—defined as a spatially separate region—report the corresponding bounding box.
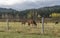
[0,22,60,38]
[0,32,60,38]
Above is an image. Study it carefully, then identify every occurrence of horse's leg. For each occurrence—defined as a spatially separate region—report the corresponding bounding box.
[28,23,30,26]
[33,22,37,28]
[33,21,37,26]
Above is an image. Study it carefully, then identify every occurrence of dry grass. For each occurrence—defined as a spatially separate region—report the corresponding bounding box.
[0,22,60,37]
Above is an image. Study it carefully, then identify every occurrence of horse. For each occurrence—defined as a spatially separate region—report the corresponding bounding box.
[55,21,59,25]
[21,21,26,25]
[21,19,26,25]
[21,19,37,27]
[27,19,37,26]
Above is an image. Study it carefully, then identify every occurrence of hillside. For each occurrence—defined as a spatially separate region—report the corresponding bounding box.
[20,5,60,18]
[0,5,60,19]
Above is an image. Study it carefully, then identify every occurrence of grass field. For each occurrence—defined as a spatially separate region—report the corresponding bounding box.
[0,32,60,38]
[0,22,60,38]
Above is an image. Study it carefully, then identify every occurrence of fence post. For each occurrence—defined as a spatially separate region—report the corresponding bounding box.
[6,18,9,31]
[5,13,9,31]
[42,17,44,34]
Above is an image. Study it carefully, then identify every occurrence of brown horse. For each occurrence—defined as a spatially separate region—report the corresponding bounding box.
[21,19,26,25]
[21,21,26,25]
[27,19,37,26]
[21,19,37,27]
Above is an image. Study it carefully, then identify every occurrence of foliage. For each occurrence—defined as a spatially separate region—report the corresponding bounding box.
[50,13,60,17]
[0,5,60,19]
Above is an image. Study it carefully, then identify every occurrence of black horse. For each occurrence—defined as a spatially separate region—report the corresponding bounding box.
[55,21,59,24]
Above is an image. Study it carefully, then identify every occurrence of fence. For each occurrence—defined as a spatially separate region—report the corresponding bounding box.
[0,18,60,35]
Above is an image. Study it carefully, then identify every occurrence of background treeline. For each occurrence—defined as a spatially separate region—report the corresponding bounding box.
[0,5,60,19]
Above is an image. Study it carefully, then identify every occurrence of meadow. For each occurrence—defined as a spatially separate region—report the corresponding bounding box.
[0,22,60,38]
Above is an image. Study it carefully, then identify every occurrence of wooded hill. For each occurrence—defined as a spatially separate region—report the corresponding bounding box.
[0,5,60,19]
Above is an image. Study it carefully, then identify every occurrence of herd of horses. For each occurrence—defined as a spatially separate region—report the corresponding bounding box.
[20,19,59,27]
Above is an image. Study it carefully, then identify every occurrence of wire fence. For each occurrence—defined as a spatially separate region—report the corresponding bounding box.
[0,18,60,35]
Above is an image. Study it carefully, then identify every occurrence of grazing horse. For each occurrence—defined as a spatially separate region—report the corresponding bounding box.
[55,21,59,24]
[21,20,26,25]
[27,19,37,26]
[21,21,26,25]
